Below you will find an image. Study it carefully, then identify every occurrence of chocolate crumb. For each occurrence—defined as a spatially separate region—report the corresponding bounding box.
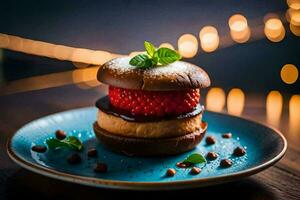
[220,159,232,168]
[94,162,108,173]
[233,147,246,157]
[205,136,216,145]
[190,167,201,175]
[166,168,176,177]
[206,152,218,160]
[67,153,81,164]
[176,162,192,168]
[222,133,232,139]
[55,130,66,140]
[31,145,47,153]
[87,148,98,157]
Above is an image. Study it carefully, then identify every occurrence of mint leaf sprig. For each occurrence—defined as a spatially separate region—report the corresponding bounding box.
[129,41,181,69]
[46,136,83,151]
[182,153,206,165]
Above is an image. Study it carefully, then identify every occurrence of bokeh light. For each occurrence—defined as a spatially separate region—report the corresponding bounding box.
[266,91,283,127]
[177,34,198,58]
[159,43,175,50]
[199,26,219,52]
[72,67,100,89]
[8,35,23,51]
[0,33,10,48]
[288,9,300,37]
[280,64,299,84]
[290,23,300,36]
[206,87,226,112]
[228,14,251,43]
[71,48,94,64]
[290,9,300,26]
[90,50,112,65]
[287,0,300,10]
[54,45,74,60]
[286,8,299,23]
[0,33,124,65]
[31,41,56,58]
[227,88,245,116]
[289,95,300,135]
[264,18,285,42]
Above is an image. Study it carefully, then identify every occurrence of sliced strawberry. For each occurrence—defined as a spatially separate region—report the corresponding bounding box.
[108,86,200,117]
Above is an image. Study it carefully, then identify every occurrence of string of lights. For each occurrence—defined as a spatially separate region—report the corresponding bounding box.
[0,1,299,113]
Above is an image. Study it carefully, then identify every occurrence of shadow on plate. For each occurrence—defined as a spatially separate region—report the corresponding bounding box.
[5,169,276,200]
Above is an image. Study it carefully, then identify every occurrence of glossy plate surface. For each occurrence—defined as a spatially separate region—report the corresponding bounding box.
[7,107,287,190]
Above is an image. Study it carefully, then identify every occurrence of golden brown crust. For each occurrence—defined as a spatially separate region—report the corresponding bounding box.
[97,57,210,91]
[93,122,207,156]
[97,110,202,138]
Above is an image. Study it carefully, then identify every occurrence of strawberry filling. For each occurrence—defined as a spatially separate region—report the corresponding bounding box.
[108,86,200,117]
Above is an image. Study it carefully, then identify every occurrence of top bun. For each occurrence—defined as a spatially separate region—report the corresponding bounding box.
[97,57,210,91]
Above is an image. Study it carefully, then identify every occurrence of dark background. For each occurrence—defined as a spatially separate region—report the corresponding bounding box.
[0,1,299,199]
[0,0,299,94]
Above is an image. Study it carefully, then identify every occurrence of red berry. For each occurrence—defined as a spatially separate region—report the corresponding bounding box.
[108,86,200,117]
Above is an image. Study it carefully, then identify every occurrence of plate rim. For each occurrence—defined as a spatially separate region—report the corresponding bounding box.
[6,107,288,190]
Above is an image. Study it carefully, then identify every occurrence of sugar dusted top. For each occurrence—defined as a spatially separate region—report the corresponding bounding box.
[97,56,210,91]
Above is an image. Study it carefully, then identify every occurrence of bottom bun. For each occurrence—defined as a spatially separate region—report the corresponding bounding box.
[93,122,207,156]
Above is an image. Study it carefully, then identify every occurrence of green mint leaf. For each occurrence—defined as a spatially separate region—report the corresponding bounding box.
[183,153,206,164]
[129,41,181,69]
[156,47,181,65]
[46,138,69,149]
[129,54,154,68]
[46,136,83,151]
[64,136,84,151]
[144,41,156,57]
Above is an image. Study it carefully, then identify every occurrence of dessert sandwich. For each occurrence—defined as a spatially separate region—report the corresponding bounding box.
[94,42,210,156]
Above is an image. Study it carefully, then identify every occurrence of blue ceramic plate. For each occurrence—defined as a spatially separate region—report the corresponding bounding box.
[7,107,287,190]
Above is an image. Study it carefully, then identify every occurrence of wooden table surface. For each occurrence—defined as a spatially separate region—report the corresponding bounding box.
[0,84,299,200]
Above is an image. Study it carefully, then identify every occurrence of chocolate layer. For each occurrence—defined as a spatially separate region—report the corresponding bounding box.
[93,122,207,156]
[95,96,203,122]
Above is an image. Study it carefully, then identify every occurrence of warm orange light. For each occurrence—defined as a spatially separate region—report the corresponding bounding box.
[266,91,283,127]
[31,41,56,58]
[287,0,300,10]
[227,88,245,116]
[0,33,10,48]
[82,67,101,87]
[54,45,74,60]
[286,8,300,26]
[91,50,112,65]
[290,10,300,26]
[280,64,299,84]
[7,35,23,51]
[159,43,175,50]
[264,18,285,42]
[229,15,247,32]
[289,95,300,135]
[0,33,125,64]
[177,34,198,58]
[72,67,100,89]
[290,23,300,36]
[228,14,251,43]
[206,87,226,112]
[199,26,219,52]
[71,48,94,64]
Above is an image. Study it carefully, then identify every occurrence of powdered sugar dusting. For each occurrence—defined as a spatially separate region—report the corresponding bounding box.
[106,57,137,72]
[144,61,194,76]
